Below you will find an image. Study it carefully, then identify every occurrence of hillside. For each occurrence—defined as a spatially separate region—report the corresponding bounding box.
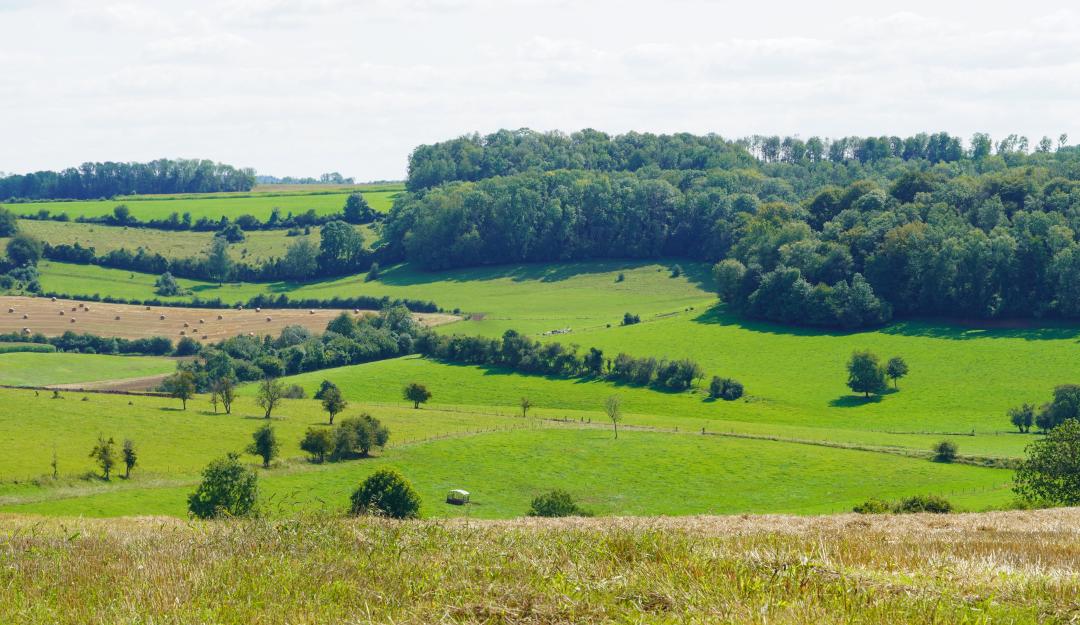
[1,509,1076,624]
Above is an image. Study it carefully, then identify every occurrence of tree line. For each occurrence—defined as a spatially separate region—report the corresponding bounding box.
[386,129,1080,327]
[0,158,256,201]
[417,329,738,395]
[405,128,1070,191]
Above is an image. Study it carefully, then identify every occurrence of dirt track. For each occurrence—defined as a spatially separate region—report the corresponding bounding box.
[0,296,458,342]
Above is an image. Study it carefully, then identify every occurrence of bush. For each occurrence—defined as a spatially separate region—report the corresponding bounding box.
[349,468,420,519]
[175,336,201,357]
[187,453,258,519]
[527,489,591,517]
[853,494,953,514]
[282,384,306,399]
[300,427,333,463]
[893,495,953,514]
[932,440,958,463]
[621,312,641,326]
[851,498,891,514]
[709,376,744,401]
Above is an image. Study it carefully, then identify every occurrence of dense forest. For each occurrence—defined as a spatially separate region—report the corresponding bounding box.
[0,159,256,200]
[385,129,1080,327]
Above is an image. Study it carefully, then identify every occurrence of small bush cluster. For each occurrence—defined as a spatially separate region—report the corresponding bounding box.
[853,494,953,514]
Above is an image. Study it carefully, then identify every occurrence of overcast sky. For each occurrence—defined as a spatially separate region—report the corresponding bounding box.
[1,0,1078,180]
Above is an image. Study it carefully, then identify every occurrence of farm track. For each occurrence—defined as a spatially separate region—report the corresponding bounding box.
[0,296,458,341]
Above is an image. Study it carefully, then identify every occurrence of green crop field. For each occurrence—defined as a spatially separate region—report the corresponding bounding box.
[10,220,377,263]
[0,342,54,354]
[3,184,401,221]
[0,352,176,387]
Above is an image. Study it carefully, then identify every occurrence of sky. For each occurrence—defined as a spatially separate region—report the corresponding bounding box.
[1,0,1078,180]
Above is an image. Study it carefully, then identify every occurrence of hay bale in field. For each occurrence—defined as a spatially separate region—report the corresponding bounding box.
[145,306,151,310]
[217,314,223,320]
[180,330,186,336]
[22,327,31,334]
[198,319,205,324]
[309,309,315,315]
[50,297,57,302]
[22,313,28,319]
[70,318,76,323]
[183,322,190,328]
[115,315,121,320]
[266,316,272,322]
[58,311,64,316]
[353,308,360,314]
[71,306,77,311]
[7,307,13,313]
[256,307,262,312]
[248,332,255,337]
[160,314,166,320]
[201,335,208,340]
[78,303,85,308]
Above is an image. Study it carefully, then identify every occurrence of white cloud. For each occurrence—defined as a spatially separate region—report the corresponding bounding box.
[1,1,1078,179]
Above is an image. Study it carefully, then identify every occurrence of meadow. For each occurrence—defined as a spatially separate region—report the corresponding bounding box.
[4,509,1075,624]
[9,220,378,263]
[3,183,401,221]
[0,352,175,387]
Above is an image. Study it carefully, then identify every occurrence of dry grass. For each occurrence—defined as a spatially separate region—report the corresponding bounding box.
[1,509,1078,624]
[0,296,457,342]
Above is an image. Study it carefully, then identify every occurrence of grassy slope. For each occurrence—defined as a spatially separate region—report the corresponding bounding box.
[0,353,175,387]
[2,510,1072,624]
[12,221,376,263]
[6,185,400,220]
[0,425,1011,518]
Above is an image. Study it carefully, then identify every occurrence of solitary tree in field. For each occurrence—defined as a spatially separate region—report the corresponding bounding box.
[1008,403,1035,433]
[213,377,236,415]
[1014,419,1080,506]
[89,435,117,480]
[520,396,533,418]
[604,395,623,439]
[164,371,196,410]
[122,439,138,479]
[321,385,347,425]
[846,351,887,398]
[403,382,432,409]
[204,236,233,284]
[257,376,285,419]
[885,356,909,389]
[247,424,280,469]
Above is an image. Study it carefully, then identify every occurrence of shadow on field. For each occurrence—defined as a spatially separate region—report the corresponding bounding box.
[692,304,1080,342]
[438,360,696,396]
[829,394,887,407]
[376,259,711,287]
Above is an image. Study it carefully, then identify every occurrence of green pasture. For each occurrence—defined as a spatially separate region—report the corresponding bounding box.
[0,352,175,387]
[0,424,1012,518]
[0,342,54,354]
[4,185,399,221]
[12,221,376,263]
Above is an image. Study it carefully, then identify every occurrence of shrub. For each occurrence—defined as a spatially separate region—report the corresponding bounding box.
[175,336,201,357]
[932,440,958,463]
[300,427,333,463]
[187,453,258,519]
[621,312,641,326]
[528,489,591,517]
[1014,419,1080,505]
[709,376,744,401]
[282,384,306,399]
[893,495,953,514]
[851,498,891,514]
[349,468,420,519]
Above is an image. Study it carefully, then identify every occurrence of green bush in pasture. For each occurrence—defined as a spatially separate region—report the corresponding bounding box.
[933,440,958,463]
[528,489,592,517]
[349,468,421,519]
[187,453,259,519]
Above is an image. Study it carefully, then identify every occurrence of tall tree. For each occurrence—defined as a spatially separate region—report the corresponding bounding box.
[204,237,233,283]
[846,351,886,398]
[256,377,285,419]
[604,395,623,439]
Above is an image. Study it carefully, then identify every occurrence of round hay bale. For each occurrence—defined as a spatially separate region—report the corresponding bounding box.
[217,314,223,320]
[78,302,85,308]
[160,314,166,320]
[71,307,77,311]
[201,335,208,340]
[58,311,64,316]
[70,318,76,323]
[248,332,255,337]
[266,316,272,322]
[22,327,31,334]
[50,297,57,302]
[22,313,28,319]
[7,307,13,313]
[198,319,205,324]
[256,307,262,313]
[146,306,151,310]
[309,309,315,315]
[183,322,190,328]
[237,305,243,310]
[179,330,186,336]
[115,315,121,320]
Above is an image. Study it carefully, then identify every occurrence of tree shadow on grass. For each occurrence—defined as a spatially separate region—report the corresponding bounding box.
[692,303,1080,342]
[437,359,695,396]
[376,259,713,287]
[829,394,885,408]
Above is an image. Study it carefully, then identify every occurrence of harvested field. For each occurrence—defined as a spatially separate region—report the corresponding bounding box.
[0,296,458,342]
[0,509,1077,624]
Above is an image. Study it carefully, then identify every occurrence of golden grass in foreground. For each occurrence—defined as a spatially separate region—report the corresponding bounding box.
[2,510,1079,624]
